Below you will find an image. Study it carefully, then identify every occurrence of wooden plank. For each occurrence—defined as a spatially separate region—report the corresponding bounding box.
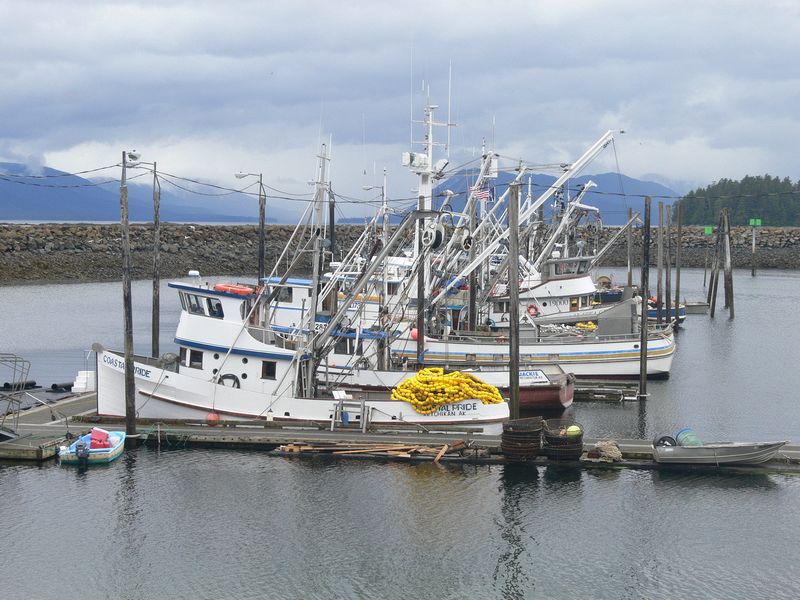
[433,444,449,464]
[333,444,418,455]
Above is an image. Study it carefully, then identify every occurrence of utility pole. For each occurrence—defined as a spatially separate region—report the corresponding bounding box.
[120,150,138,446]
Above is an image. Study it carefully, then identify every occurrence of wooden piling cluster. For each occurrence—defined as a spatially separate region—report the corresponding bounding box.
[707,208,735,319]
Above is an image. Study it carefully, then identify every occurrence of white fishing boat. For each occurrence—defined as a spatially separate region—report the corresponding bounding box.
[388,297,675,379]
[95,253,509,434]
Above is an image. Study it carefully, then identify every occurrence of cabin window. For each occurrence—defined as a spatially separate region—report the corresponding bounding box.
[578,261,589,274]
[276,287,293,302]
[179,347,187,365]
[207,298,224,318]
[570,297,579,311]
[262,361,277,380]
[387,282,399,295]
[189,350,203,369]
[334,337,363,355]
[334,337,348,355]
[494,301,510,313]
[187,294,205,315]
[179,293,188,311]
[241,300,252,320]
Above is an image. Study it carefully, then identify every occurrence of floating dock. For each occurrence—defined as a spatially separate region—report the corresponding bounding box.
[3,392,799,473]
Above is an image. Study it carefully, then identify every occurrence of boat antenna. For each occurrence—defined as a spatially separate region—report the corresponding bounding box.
[447,59,452,159]
[409,37,414,148]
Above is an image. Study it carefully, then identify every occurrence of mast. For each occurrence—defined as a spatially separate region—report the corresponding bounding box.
[300,143,330,397]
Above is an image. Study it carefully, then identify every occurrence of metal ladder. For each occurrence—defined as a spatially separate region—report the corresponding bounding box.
[330,390,370,433]
[0,353,31,441]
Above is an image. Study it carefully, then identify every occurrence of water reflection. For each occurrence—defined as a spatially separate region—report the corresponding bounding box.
[495,464,540,599]
[652,468,779,490]
[542,463,583,486]
[111,452,145,597]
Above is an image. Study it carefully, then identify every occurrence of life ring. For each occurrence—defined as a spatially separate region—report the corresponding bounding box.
[213,283,254,296]
[526,304,540,317]
[217,374,241,388]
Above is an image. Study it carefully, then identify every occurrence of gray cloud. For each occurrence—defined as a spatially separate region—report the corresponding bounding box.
[1,0,799,211]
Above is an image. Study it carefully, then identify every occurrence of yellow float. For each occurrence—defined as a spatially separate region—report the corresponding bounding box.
[391,367,505,415]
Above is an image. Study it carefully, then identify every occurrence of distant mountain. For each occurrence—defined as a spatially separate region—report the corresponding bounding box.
[0,163,300,223]
[431,171,680,226]
[0,162,680,226]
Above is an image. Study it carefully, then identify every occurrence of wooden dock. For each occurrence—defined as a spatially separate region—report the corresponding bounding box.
[3,392,799,474]
[573,379,639,402]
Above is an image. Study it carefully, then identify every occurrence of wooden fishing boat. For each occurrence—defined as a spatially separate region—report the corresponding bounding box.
[59,427,125,465]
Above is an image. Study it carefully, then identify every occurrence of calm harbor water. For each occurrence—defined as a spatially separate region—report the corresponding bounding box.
[3,268,800,599]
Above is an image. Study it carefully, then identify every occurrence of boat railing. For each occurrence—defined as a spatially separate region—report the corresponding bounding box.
[245,324,299,350]
[438,327,672,346]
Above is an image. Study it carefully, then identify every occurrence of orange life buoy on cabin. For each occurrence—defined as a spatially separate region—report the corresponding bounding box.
[213,283,255,296]
[527,304,540,317]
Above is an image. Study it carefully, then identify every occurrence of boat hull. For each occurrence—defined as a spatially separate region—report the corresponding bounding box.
[59,432,126,465]
[652,441,787,465]
[389,332,675,379]
[95,350,509,434]
[321,366,574,410]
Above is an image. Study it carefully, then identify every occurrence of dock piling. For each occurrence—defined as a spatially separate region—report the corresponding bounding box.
[637,197,651,401]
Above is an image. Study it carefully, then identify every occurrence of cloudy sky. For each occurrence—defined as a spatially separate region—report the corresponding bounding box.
[2,0,799,215]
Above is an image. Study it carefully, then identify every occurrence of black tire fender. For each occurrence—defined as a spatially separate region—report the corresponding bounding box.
[653,434,677,447]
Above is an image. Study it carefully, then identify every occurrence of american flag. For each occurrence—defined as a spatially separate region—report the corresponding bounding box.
[471,185,492,200]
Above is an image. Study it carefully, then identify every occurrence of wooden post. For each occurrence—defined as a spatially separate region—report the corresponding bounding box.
[656,201,664,324]
[626,207,633,287]
[416,196,425,366]
[708,214,723,317]
[665,205,672,324]
[507,183,521,420]
[723,209,735,319]
[637,197,651,401]
[151,162,161,359]
[120,151,137,444]
[675,203,682,319]
[257,174,266,282]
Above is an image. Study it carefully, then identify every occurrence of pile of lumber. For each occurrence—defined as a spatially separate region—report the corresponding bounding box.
[277,440,470,462]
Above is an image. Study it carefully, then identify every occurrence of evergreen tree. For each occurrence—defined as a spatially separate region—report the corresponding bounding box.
[678,175,800,225]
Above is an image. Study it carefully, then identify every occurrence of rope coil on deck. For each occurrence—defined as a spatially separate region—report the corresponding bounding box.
[391,367,504,415]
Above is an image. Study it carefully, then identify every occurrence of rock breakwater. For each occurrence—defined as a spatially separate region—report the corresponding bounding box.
[0,223,798,284]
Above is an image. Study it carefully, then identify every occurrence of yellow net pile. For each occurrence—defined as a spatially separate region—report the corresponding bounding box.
[391,367,505,415]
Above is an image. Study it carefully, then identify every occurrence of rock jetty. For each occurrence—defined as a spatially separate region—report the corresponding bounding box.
[0,223,798,284]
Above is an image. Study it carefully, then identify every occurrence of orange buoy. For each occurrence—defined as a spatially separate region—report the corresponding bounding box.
[206,412,221,426]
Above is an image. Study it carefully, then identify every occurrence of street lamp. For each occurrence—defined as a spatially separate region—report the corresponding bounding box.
[120,150,140,445]
[236,172,266,282]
